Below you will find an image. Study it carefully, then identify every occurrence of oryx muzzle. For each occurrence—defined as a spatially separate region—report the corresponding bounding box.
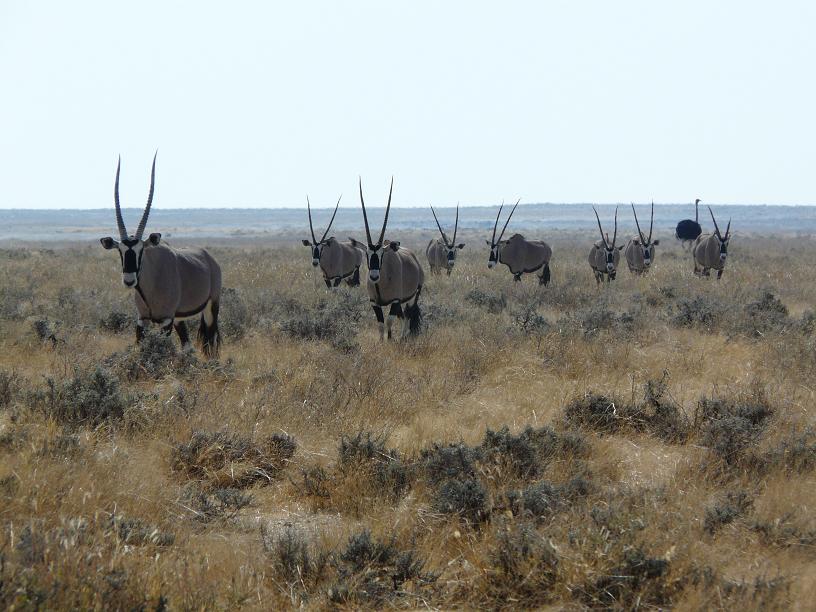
[99,152,223,356]
[358,177,424,340]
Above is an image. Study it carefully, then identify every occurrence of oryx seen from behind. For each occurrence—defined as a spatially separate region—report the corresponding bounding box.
[301,195,365,288]
[588,206,623,285]
[676,198,703,247]
[426,203,464,275]
[355,178,424,340]
[693,207,731,279]
[485,200,552,285]
[624,201,660,275]
[100,153,222,356]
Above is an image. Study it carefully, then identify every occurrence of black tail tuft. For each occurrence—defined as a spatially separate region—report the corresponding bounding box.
[540,264,551,286]
[347,266,361,287]
[198,301,220,358]
[406,286,422,335]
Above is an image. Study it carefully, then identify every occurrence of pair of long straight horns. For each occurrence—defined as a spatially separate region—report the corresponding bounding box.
[490,199,521,246]
[430,203,459,247]
[593,206,618,248]
[307,194,342,244]
[631,200,654,244]
[709,206,731,240]
[114,151,157,241]
[359,177,393,248]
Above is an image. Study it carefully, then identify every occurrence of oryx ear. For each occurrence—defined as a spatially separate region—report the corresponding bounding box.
[485,239,491,245]
[100,237,117,249]
[617,245,625,251]
[652,239,660,246]
[388,241,401,251]
[147,233,162,246]
[325,236,336,243]
[348,237,362,247]
[456,243,465,249]
[632,238,640,245]
[302,239,311,246]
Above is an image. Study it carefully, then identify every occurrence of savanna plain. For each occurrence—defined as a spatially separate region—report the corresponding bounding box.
[2,229,816,610]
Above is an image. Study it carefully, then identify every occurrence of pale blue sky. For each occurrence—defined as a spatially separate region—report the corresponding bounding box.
[1,1,814,209]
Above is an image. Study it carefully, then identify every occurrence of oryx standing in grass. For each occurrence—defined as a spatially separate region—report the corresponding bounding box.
[301,196,365,287]
[588,206,623,285]
[485,200,552,285]
[355,178,424,340]
[693,207,731,279]
[426,203,465,275]
[99,153,222,356]
[624,201,660,275]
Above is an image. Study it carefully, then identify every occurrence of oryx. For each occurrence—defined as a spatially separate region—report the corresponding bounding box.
[624,201,660,275]
[693,207,731,279]
[588,206,623,284]
[354,178,424,340]
[426,203,465,275]
[675,198,703,247]
[99,153,222,356]
[485,200,552,285]
[301,195,365,287]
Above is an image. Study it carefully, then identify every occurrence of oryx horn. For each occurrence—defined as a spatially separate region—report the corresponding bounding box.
[631,202,646,244]
[114,156,127,240]
[708,206,722,238]
[497,199,520,243]
[321,195,342,242]
[306,196,317,243]
[490,200,505,246]
[452,202,459,246]
[134,151,158,240]
[377,177,393,246]
[430,204,449,245]
[593,206,608,248]
[649,199,654,243]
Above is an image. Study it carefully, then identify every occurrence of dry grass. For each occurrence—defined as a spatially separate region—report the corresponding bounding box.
[2,231,816,609]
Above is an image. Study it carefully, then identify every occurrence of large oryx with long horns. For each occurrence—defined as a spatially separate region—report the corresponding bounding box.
[485,200,552,285]
[624,201,660,275]
[588,206,623,284]
[352,178,424,340]
[675,198,703,247]
[301,196,365,288]
[693,207,732,279]
[99,153,222,356]
[426,203,465,275]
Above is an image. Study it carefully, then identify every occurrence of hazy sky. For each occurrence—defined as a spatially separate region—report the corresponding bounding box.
[1,1,814,210]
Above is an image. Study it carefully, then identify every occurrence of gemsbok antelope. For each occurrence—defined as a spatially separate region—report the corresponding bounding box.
[301,196,365,287]
[624,201,660,275]
[693,207,731,279]
[485,200,552,285]
[99,154,222,356]
[354,178,424,340]
[426,203,464,275]
[675,198,703,247]
[588,206,623,284]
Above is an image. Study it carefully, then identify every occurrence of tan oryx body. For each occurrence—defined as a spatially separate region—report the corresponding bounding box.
[100,154,222,356]
[693,207,731,279]
[355,178,424,340]
[624,201,660,275]
[426,204,465,275]
[302,196,365,287]
[486,200,552,285]
[588,207,623,284]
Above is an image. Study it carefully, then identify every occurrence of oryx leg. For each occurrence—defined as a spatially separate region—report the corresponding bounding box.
[174,320,192,350]
[513,273,522,282]
[717,269,724,280]
[387,302,403,340]
[333,277,342,288]
[324,279,332,289]
[446,268,452,276]
[702,267,711,277]
[539,264,551,286]
[136,318,148,343]
[158,318,174,336]
[347,267,361,287]
[594,270,602,286]
[372,305,385,340]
